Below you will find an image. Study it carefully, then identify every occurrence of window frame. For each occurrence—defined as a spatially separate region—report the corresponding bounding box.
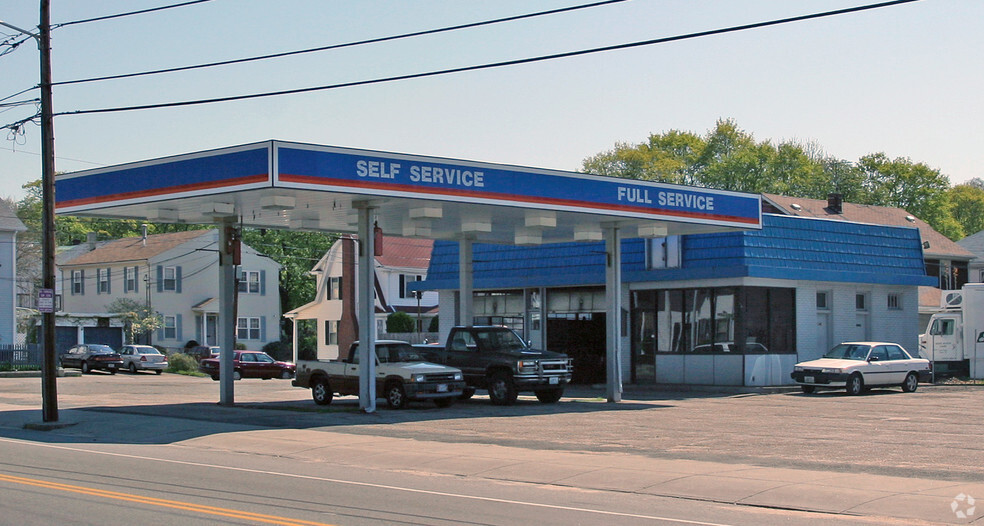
[237,317,261,340]
[163,266,177,291]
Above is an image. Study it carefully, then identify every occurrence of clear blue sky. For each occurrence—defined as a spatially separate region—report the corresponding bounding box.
[1,0,981,201]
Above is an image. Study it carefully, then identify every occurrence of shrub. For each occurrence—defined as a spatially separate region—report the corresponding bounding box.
[262,340,292,361]
[386,311,415,333]
[428,316,439,332]
[165,353,200,375]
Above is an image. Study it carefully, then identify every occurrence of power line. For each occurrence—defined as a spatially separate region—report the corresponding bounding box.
[52,0,628,87]
[51,0,217,28]
[0,86,39,104]
[53,0,921,117]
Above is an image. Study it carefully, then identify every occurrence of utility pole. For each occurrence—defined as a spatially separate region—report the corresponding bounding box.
[39,0,58,422]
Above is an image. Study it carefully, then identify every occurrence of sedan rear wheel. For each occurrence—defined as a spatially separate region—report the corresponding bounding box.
[801,385,816,394]
[233,370,242,381]
[129,363,138,374]
[80,361,90,374]
[901,372,919,393]
[845,373,864,396]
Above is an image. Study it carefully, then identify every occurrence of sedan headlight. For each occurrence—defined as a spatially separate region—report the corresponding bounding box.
[793,366,804,372]
[821,368,842,374]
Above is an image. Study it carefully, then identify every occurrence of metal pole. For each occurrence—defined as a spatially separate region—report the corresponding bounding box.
[357,204,376,412]
[604,224,623,403]
[39,0,58,422]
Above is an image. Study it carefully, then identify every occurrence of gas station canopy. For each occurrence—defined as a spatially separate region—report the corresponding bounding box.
[55,140,761,239]
[55,139,762,409]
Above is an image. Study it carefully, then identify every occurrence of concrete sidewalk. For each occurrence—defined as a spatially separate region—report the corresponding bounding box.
[0,402,980,524]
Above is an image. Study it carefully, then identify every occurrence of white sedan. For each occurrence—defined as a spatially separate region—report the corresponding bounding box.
[791,342,931,395]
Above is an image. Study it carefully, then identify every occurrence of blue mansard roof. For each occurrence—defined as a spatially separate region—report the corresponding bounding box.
[415,214,937,291]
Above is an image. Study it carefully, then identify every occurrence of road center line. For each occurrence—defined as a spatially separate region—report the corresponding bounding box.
[0,436,734,526]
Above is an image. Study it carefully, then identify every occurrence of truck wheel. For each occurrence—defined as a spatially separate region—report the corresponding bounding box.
[385,382,408,409]
[901,372,919,393]
[434,397,455,408]
[311,377,333,405]
[458,387,475,400]
[534,389,563,404]
[488,372,517,406]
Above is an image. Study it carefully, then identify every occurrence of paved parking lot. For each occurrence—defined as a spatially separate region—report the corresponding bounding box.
[3,372,982,482]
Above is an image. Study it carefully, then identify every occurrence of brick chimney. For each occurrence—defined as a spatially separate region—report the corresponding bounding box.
[826,193,843,214]
[337,236,359,361]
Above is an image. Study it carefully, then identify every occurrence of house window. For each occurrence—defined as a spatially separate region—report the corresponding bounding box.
[72,270,83,295]
[647,236,682,269]
[163,316,177,339]
[324,320,338,345]
[98,268,109,293]
[163,266,177,291]
[124,267,137,293]
[856,293,867,311]
[239,270,260,294]
[327,276,341,300]
[887,293,901,310]
[816,291,829,310]
[399,274,422,299]
[238,317,261,340]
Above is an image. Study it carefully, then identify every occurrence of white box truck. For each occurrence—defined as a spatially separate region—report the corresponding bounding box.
[919,283,984,378]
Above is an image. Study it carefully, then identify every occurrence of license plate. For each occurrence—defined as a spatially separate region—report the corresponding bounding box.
[804,376,814,383]
[436,384,448,393]
[549,376,559,385]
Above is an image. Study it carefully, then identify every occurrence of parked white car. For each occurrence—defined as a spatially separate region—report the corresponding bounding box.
[119,345,169,374]
[791,342,931,395]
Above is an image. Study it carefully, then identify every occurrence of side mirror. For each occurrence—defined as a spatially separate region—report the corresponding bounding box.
[868,356,880,362]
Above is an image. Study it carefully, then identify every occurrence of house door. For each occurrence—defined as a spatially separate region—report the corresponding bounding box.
[205,314,218,346]
[816,313,831,359]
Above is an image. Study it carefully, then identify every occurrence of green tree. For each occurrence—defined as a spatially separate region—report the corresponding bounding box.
[386,311,415,333]
[106,298,162,344]
[239,228,339,340]
[948,184,984,237]
[856,153,961,239]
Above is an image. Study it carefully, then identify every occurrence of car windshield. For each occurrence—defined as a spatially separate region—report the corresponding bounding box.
[823,344,871,361]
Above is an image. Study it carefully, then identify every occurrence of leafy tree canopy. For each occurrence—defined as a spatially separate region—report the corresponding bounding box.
[582,119,977,240]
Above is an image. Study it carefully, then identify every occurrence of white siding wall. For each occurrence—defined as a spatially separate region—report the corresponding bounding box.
[0,231,16,343]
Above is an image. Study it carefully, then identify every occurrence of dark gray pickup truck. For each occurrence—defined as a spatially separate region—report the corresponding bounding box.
[414,326,573,405]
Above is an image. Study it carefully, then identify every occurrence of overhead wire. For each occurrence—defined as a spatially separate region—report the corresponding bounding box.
[51,0,217,28]
[52,0,628,87]
[53,0,921,117]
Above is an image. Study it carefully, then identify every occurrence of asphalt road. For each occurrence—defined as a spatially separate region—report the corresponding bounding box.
[4,373,980,482]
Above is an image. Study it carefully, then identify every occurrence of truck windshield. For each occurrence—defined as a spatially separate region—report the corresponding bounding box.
[388,344,423,362]
[475,329,526,351]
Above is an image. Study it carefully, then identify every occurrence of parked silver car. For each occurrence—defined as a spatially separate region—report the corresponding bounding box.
[119,345,168,374]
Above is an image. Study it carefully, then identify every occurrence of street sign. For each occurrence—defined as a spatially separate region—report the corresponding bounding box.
[38,288,54,313]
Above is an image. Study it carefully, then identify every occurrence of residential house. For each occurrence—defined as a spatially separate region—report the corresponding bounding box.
[59,229,281,352]
[285,235,438,360]
[763,193,975,329]
[0,200,27,345]
[957,230,984,284]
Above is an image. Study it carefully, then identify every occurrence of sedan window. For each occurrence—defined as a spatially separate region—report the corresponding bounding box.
[869,347,888,361]
[886,346,908,361]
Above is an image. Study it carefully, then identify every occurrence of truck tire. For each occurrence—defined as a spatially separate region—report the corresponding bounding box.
[488,371,518,406]
[534,388,563,404]
[311,377,333,405]
[385,382,408,409]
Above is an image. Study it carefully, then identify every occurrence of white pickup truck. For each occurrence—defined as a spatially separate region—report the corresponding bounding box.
[292,340,466,409]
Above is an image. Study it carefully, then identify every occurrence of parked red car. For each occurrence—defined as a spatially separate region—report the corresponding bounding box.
[198,350,295,381]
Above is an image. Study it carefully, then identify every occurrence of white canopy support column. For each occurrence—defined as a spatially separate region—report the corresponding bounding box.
[604,224,623,403]
[458,238,474,326]
[218,220,237,406]
[356,203,377,413]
